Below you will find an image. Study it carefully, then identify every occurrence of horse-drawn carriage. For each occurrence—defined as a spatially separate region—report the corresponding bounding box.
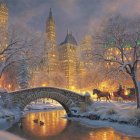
[93,87,136,102]
[113,87,136,101]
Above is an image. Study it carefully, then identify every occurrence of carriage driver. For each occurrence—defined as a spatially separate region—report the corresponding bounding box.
[117,84,123,95]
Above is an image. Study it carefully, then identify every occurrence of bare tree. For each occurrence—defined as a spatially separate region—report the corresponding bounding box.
[94,16,140,108]
[0,24,42,80]
[49,72,67,88]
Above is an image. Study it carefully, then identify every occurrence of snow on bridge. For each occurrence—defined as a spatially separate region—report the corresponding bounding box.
[8,87,91,115]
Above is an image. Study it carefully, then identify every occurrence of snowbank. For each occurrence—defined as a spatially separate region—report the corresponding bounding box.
[25,103,63,111]
[80,102,140,126]
[69,101,140,137]
[0,88,22,130]
[0,107,21,130]
[68,117,140,137]
[0,88,7,93]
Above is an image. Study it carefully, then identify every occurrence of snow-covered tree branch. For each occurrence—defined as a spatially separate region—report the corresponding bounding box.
[94,16,140,108]
[0,25,42,79]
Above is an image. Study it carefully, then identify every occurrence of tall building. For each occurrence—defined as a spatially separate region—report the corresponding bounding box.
[0,1,9,90]
[80,35,94,68]
[30,9,95,92]
[59,32,78,89]
[0,1,8,27]
[76,61,87,90]
[30,8,59,87]
[0,1,8,52]
[45,8,59,75]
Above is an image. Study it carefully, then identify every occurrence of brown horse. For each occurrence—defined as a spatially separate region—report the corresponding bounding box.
[93,89,111,102]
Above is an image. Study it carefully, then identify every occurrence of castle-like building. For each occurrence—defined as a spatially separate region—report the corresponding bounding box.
[59,31,78,89]
[30,9,94,91]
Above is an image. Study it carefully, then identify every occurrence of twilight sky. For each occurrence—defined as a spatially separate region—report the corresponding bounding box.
[4,0,140,44]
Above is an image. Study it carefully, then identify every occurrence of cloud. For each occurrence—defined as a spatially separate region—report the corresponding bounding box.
[8,1,48,29]
[55,0,81,20]
[5,0,140,42]
[102,0,140,17]
[86,0,140,34]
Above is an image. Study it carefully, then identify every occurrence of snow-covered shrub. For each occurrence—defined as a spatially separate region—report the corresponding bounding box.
[94,107,106,112]
[129,109,140,127]
[0,95,4,106]
[71,101,140,128]
[107,109,117,115]
[88,114,100,120]
[1,93,14,109]
[118,115,131,124]
[0,89,8,107]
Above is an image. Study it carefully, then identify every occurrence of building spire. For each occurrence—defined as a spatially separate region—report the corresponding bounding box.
[46,7,56,42]
[0,0,5,6]
[66,28,73,35]
[0,0,3,3]
[49,8,53,20]
[67,28,69,35]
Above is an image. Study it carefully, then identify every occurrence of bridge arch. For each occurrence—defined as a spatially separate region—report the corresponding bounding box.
[19,92,73,114]
[10,87,85,115]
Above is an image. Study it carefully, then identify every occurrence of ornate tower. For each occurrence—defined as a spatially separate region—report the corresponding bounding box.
[46,8,56,45]
[30,8,60,88]
[45,8,59,85]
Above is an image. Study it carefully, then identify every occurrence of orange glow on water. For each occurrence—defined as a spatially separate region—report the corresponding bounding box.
[23,110,67,137]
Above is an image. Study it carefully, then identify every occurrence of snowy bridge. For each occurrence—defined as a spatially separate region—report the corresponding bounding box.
[8,87,90,115]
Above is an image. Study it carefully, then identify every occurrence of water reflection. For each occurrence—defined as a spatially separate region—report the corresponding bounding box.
[8,110,140,140]
[23,110,67,138]
[88,128,135,140]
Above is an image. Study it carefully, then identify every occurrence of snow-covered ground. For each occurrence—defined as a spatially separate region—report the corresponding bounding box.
[69,101,140,137]
[68,117,140,137]
[0,107,21,130]
[25,102,63,111]
[1,90,140,138]
[0,89,22,130]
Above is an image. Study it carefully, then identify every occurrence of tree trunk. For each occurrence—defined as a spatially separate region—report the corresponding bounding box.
[132,76,140,108]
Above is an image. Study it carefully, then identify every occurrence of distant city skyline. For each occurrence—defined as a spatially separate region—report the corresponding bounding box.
[4,0,140,43]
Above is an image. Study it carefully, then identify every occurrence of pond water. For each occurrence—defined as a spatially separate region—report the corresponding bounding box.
[8,110,140,140]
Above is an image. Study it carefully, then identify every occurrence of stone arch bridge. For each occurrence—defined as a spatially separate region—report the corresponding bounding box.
[8,87,90,116]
